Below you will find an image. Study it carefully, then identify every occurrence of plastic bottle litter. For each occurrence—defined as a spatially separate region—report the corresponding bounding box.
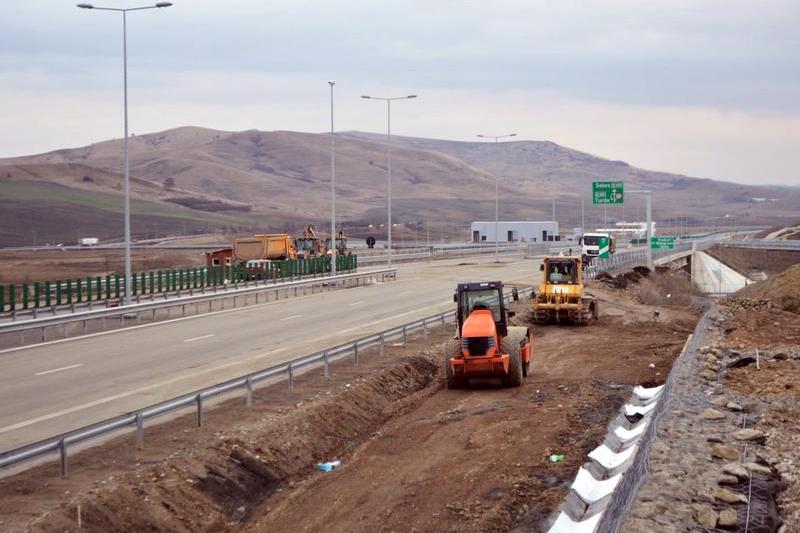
[314,460,342,472]
[548,454,565,463]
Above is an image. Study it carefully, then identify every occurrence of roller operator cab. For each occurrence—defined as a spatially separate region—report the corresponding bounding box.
[445,281,533,389]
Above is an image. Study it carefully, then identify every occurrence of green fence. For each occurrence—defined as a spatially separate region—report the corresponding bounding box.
[0,255,358,312]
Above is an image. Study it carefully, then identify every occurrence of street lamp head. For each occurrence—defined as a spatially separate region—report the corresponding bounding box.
[77,3,94,8]
[509,133,517,137]
[155,2,172,7]
[328,80,335,87]
[361,95,371,99]
[477,134,485,138]
[406,95,418,99]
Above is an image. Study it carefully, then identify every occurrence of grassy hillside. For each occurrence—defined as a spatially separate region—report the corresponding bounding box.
[2,125,798,247]
[0,181,250,247]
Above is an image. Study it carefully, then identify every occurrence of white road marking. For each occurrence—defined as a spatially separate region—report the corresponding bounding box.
[348,301,365,306]
[0,297,461,434]
[280,315,303,321]
[0,346,291,435]
[183,334,215,343]
[34,363,82,376]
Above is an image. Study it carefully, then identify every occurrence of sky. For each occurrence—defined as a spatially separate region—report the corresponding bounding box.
[1,0,799,185]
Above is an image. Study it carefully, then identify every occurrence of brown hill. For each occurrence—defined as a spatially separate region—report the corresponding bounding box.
[735,263,800,314]
[1,126,798,246]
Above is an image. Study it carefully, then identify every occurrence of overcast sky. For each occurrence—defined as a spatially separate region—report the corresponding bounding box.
[1,0,799,185]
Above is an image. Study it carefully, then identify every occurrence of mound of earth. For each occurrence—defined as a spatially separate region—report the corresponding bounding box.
[734,263,800,314]
[594,265,698,307]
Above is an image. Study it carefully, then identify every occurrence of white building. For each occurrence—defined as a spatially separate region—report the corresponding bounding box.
[471,221,560,243]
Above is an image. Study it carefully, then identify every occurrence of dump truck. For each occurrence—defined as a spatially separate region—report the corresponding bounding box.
[233,233,297,263]
[531,255,598,325]
[444,281,533,389]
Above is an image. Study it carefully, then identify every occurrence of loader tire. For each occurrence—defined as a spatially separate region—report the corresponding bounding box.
[500,337,523,388]
[444,339,467,389]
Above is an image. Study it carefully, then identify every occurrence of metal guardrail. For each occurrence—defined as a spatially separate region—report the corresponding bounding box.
[0,269,396,345]
[716,239,800,250]
[0,287,531,476]
[358,243,531,264]
[582,237,800,279]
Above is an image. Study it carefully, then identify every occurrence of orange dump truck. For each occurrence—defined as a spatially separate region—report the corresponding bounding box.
[233,234,297,263]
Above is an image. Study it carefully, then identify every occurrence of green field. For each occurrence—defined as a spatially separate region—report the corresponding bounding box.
[0,181,251,247]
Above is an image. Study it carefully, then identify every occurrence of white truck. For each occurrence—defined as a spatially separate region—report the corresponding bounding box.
[80,237,100,247]
[579,233,616,263]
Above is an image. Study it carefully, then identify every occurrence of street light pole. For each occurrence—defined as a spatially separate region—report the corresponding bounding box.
[78,2,172,305]
[477,133,516,262]
[328,81,336,277]
[361,94,418,267]
[629,190,653,269]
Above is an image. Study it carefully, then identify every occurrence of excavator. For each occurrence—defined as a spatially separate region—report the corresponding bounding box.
[444,281,533,388]
[531,255,598,325]
[295,225,324,259]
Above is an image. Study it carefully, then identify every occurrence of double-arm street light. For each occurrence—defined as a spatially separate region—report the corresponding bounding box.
[77,2,173,305]
[476,133,517,262]
[361,94,418,267]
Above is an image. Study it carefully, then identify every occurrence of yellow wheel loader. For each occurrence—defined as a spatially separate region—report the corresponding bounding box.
[531,256,598,325]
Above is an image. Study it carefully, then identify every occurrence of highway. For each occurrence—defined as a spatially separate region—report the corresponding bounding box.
[0,254,539,451]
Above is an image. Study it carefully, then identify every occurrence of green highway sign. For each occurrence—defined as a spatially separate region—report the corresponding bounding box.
[592,181,624,204]
[650,236,675,249]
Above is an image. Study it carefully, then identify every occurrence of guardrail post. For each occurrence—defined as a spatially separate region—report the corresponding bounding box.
[423,319,428,338]
[288,364,294,390]
[136,412,144,449]
[402,325,407,345]
[353,342,359,365]
[60,440,68,477]
[323,351,330,378]
[441,314,446,332]
[196,395,204,427]
[41,326,46,342]
[380,333,385,356]
[245,377,253,408]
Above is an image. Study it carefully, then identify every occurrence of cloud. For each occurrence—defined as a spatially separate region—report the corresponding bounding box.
[0,0,798,185]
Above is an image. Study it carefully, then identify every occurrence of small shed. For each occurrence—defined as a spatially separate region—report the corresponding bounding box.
[204,248,234,268]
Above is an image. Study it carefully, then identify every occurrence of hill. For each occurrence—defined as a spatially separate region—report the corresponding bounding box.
[1,126,798,246]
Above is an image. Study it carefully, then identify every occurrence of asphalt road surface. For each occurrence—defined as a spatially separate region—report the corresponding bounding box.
[0,254,540,451]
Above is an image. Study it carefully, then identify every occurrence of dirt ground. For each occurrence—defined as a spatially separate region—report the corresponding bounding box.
[0,272,697,533]
[0,249,206,285]
[705,246,800,278]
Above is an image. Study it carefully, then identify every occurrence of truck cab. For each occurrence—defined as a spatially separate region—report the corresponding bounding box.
[580,233,616,263]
